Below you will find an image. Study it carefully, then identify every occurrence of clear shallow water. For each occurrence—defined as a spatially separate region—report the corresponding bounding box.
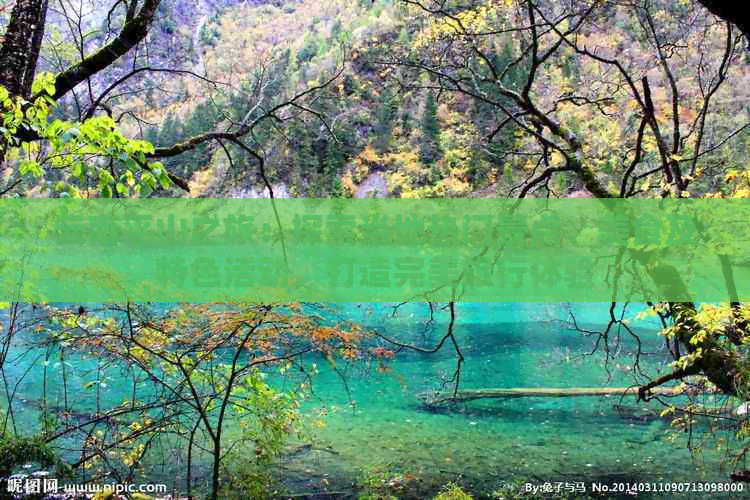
[2,303,748,499]
[278,303,747,498]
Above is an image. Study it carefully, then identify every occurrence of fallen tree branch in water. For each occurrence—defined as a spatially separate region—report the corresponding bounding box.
[419,386,715,406]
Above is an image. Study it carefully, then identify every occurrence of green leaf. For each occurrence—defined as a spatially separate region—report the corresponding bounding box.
[71,163,83,178]
[99,170,115,185]
[138,184,153,197]
[19,160,43,177]
[141,172,156,189]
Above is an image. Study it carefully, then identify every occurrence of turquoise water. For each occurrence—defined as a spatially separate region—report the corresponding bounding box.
[2,303,748,499]
[283,303,744,499]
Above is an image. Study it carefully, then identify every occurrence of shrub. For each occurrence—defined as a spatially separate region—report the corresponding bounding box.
[0,435,57,478]
[434,483,473,500]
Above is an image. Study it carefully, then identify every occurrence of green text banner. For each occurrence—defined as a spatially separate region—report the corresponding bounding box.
[1,199,747,302]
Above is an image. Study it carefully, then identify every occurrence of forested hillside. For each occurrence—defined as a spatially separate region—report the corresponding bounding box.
[127,0,750,199]
[4,0,749,200]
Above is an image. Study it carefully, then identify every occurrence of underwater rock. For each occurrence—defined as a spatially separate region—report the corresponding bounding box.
[735,402,749,416]
[612,404,663,423]
[281,443,341,462]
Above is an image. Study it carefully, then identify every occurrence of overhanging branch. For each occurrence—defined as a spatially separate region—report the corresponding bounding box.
[45,0,161,101]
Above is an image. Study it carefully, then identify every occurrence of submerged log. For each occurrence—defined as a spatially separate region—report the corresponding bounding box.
[419,386,705,406]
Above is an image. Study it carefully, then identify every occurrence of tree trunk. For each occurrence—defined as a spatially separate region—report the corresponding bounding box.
[210,435,221,500]
[0,0,48,167]
[0,0,49,98]
[698,1,750,46]
[186,418,200,500]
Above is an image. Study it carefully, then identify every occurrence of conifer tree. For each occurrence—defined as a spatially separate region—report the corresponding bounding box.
[419,90,441,164]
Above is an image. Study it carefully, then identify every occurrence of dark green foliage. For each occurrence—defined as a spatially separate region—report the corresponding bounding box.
[144,125,159,146]
[330,19,343,41]
[464,148,488,185]
[0,434,70,498]
[330,176,346,197]
[160,18,176,35]
[321,138,348,196]
[398,26,411,45]
[463,38,528,185]
[297,38,319,64]
[0,435,56,477]
[373,88,400,153]
[158,114,180,150]
[156,0,176,35]
[199,12,223,48]
[200,25,221,47]
[560,47,580,80]
[499,39,526,91]
[342,75,356,96]
[325,139,347,177]
[286,120,317,190]
[419,90,442,164]
[428,162,444,185]
[152,101,222,187]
